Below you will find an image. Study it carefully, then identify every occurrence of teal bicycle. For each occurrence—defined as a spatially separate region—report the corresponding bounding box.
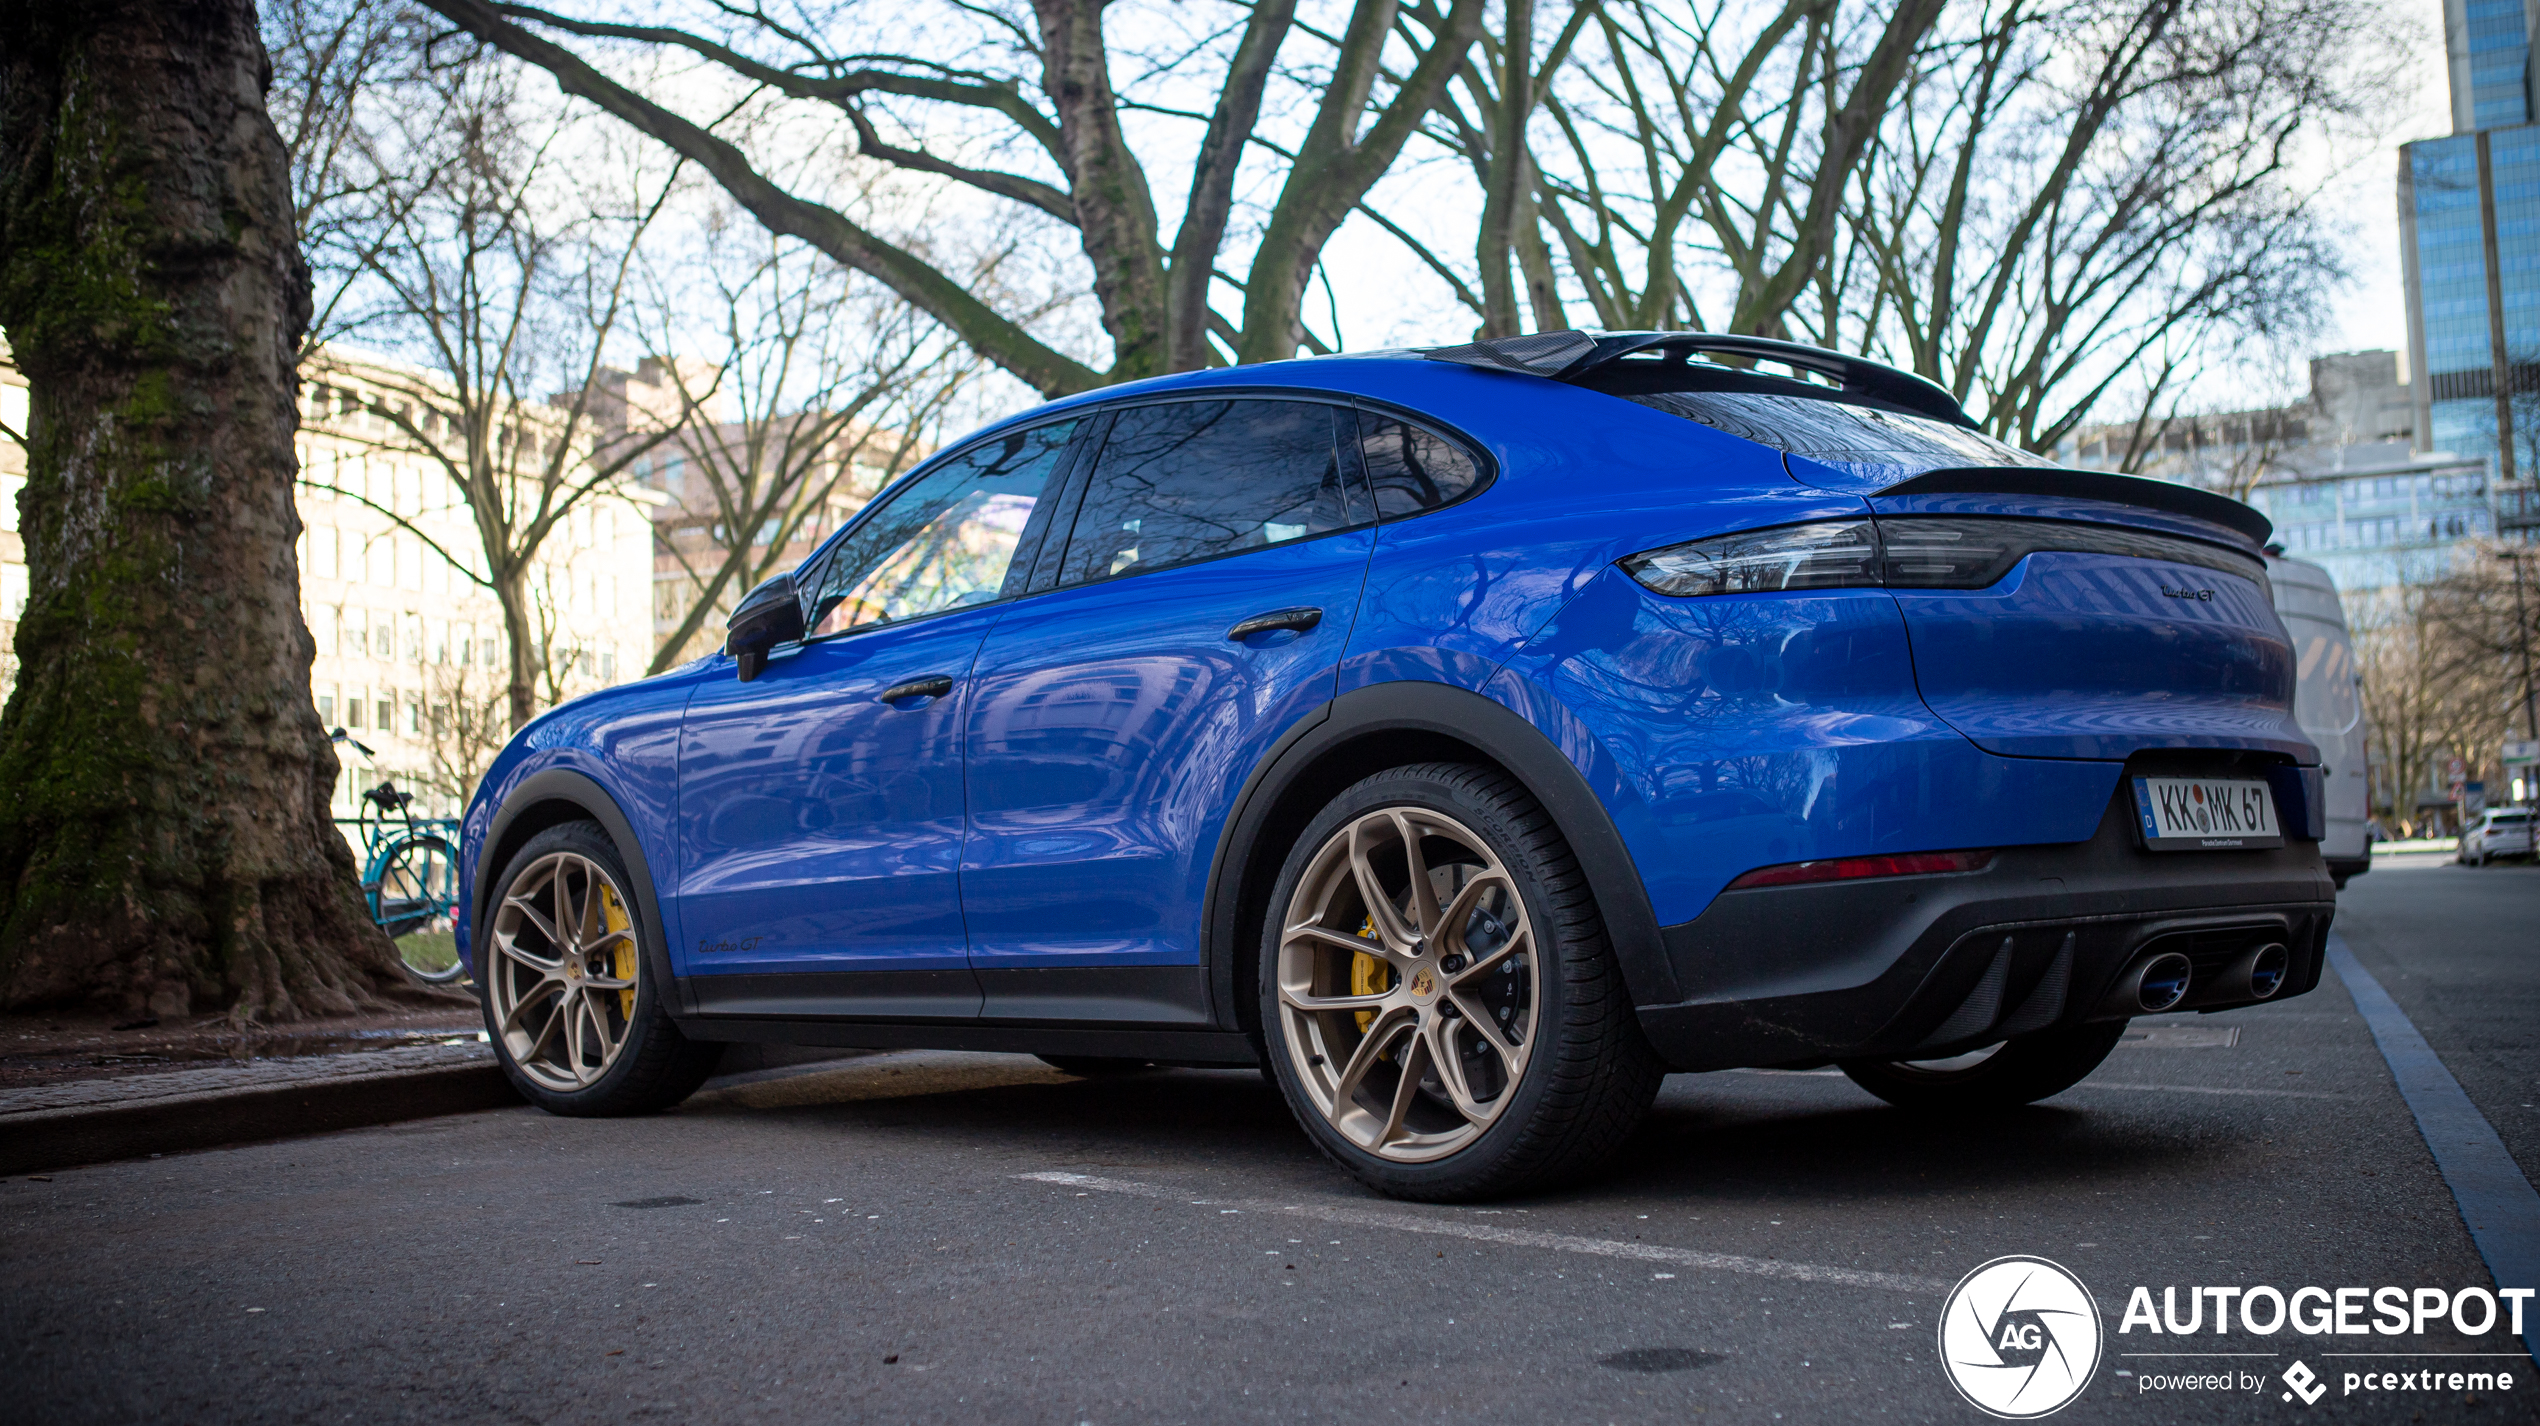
[332,730,465,983]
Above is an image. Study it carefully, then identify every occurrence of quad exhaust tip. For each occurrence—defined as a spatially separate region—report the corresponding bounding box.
[2133,952,2195,1013]
[2242,942,2290,1000]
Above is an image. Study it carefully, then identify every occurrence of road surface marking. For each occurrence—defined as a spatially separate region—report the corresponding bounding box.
[2062,1081,2354,1100]
[1015,1171,1946,1293]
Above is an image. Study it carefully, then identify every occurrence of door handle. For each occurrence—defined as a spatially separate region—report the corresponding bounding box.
[877,675,955,704]
[1226,606,1323,641]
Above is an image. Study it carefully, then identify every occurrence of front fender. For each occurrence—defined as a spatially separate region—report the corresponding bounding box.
[463,766,687,1016]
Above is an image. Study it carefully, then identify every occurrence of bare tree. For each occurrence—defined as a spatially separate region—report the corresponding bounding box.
[1363,0,1943,340]
[416,655,513,810]
[2355,576,2519,833]
[305,53,683,729]
[629,216,989,671]
[1841,0,2395,451]
[408,0,1487,393]
[2424,544,2540,749]
[265,0,422,351]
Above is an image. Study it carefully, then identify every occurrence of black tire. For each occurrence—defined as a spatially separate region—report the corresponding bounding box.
[1258,763,1664,1202]
[1037,1055,1157,1077]
[480,822,723,1116]
[1837,1021,2130,1112]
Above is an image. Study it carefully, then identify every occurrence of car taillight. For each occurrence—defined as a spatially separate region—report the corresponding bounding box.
[1618,520,1879,596]
[1725,849,1995,889]
[1622,516,2264,596]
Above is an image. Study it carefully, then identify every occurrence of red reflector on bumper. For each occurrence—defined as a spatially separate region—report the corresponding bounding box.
[1725,849,1995,890]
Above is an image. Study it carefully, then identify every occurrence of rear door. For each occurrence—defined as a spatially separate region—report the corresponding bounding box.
[960,396,1374,1023]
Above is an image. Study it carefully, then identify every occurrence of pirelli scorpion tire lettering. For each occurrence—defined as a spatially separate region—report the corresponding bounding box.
[481,822,723,1116]
[1260,763,1666,1202]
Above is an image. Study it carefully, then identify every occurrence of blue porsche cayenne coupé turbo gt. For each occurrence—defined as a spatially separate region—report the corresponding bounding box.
[456,330,2331,1200]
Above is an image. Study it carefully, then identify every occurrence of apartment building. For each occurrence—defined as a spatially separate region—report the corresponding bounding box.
[0,346,656,819]
[296,349,661,816]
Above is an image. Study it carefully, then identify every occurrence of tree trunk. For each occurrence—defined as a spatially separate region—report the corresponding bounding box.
[494,563,536,732]
[0,0,434,1019]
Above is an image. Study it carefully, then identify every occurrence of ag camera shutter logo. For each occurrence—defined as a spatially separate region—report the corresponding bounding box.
[1940,1256,2104,1418]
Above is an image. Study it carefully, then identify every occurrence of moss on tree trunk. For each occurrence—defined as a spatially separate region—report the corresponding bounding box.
[0,0,442,1019]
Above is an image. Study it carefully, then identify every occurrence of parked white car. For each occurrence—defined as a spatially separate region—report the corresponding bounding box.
[2456,808,2536,866]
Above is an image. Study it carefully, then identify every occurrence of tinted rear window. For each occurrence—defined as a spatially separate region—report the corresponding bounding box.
[1624,391,2055,475]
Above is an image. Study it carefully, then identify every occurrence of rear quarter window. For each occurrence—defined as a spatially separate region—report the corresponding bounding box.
[1355,410,1486,519]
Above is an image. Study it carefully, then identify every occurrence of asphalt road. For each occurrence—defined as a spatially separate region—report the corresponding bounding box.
[5,851,2535,1425]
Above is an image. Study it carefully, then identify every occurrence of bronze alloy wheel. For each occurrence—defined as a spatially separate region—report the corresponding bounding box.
[1275,804,1540,1163]
[488,849,642,1093]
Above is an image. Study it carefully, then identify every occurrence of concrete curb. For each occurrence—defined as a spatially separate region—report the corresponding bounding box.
[0,1040,893,1175]
[1,1054,519,1175]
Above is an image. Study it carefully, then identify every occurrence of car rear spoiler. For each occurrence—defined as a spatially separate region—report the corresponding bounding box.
[1871,466,2272,546]
[1424,330,1977,430]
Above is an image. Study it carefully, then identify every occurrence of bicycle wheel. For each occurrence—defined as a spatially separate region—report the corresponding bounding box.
[370,832,465,982]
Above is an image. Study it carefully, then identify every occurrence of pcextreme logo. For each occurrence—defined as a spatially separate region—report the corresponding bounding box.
[1940,1256,2104,1419]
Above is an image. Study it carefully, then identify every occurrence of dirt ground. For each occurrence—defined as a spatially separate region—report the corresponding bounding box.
[0,1003,485,1093]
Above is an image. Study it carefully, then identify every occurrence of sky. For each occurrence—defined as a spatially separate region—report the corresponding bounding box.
[2316,0,2454,365]
[407,0,2471,431]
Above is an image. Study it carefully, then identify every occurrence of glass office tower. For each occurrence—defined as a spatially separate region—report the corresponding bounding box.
[2400,0,2540,512]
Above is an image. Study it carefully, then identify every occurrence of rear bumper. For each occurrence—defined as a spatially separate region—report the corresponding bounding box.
[1635,785,2334,1071]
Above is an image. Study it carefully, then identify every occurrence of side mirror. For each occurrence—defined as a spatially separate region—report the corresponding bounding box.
[724,572,804,682]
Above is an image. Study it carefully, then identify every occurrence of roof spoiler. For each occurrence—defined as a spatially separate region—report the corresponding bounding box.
[1423,330,1977,430]
[1874,466,2272,545]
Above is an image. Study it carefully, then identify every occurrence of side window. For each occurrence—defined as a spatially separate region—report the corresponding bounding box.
[1358,412,1483,519]
[803,418,1078,639]
[1057,399,1350,586]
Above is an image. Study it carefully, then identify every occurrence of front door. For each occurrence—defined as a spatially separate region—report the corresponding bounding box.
[961,397,1374,1023]
[672,418,1082,1017]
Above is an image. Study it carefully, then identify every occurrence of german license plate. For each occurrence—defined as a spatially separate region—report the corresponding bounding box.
[2132,775,2283,851]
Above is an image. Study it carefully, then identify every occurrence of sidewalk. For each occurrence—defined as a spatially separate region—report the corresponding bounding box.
[0,1038,515,1175]
[0,1032,875,1176]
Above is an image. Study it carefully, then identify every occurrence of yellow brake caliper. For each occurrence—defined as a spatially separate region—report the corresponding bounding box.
[1350,916,1391,1035]
[601,885,636,1018]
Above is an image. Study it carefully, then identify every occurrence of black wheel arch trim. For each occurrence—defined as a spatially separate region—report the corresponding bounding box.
[473,768,690,1015]
[1201,680,1678,1041]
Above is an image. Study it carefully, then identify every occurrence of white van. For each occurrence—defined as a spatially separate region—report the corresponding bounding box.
[2269,555,2370,887]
